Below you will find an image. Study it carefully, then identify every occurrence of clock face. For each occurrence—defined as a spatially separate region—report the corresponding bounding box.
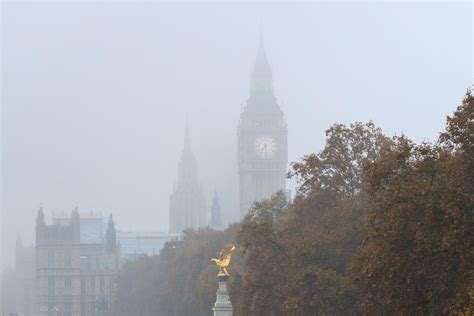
[254,135,277,158]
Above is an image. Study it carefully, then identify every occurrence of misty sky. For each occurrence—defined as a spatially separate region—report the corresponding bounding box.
[1,2,472,267]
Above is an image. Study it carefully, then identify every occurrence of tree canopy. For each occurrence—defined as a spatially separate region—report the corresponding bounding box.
[113,89,473,315]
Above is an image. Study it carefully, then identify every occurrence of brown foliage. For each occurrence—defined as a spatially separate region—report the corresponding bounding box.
[113,90,473,316]
[350,90,474,314]
[237,122,389,315]
[114,226,243,316]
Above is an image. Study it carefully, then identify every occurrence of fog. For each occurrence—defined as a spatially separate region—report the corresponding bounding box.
[1,1,471,271]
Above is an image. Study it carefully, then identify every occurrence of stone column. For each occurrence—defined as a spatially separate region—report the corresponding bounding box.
[213,275,233,316]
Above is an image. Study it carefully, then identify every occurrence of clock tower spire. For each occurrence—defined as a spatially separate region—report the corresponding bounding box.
[238,32,288,217]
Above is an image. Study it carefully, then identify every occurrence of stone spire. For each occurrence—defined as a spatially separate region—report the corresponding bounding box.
[35,206,46,243]
[36,206,45,227]
[16,234,23,250]
[178,120,198,189]
[250,28,273,94]
[71,208,81,242]
[106,214,117,253]
[169,120,207,233]
[184,119,192,155]
[210,192,222,229]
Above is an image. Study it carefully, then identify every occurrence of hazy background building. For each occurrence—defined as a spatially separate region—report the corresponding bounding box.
[1,1,472,276]
[210,192,222,229]
[117,231,178,263]
[169,123,208,233]
[35,208,119,316]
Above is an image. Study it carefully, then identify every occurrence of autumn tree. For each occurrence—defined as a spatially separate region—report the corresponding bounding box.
[237,122,389,315]
[351,90,474,314]
[114,226,243,316]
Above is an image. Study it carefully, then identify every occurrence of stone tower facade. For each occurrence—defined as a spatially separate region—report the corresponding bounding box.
[169,122,207,233]
[238,35,288,217]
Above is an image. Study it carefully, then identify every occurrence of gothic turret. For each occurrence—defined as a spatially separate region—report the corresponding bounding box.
[210,192,222,229]
[169,121,207,233]
[36,207,45,243]
[106,214,117,253]
[71,208,80,242]
[177,120,198,190]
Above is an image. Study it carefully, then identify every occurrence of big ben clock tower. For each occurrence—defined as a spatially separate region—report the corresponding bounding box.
[238,35,288,217]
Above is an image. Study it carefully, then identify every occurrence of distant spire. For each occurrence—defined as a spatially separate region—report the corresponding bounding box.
[177,119,198,188]
[256,26,268,67]
[16,234,23,248]
[184,119,191,154]
[250,27,273,94]
[210,191,222,228]
[106,213,117,253]
[36,206,46,243]
[71,207,80,221]
[36,206,45,227]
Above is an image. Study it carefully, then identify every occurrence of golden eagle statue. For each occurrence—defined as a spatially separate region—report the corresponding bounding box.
[211,244,236,277]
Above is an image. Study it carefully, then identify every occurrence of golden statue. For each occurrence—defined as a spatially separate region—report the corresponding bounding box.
[211,244,235,277]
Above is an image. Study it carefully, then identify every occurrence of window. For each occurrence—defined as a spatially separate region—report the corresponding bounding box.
[48,251,55,268]
[48,303,54,316]
[65,303,72,316]
[81,302,87,316]
[65,250,72,267]
[100,277,105,294]
[48,277,55,296]
[65,277,72,290]
[81,277,86,295]
[90,276,95,293]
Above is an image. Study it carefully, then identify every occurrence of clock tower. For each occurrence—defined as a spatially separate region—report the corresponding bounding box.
[238,34,287,217]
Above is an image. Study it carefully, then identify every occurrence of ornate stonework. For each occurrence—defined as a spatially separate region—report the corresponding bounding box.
[238,35,288,217]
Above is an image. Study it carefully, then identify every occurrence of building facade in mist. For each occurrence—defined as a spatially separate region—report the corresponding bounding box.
[35,208,119,316]
[238,36,288,216]
[169,123,207,233]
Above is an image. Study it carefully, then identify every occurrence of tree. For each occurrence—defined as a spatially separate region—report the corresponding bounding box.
[237,192,289,315]
[350,90,473,314]
[237,122,389,315]
[114,226,243,316]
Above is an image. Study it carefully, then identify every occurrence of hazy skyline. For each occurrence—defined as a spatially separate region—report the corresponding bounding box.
[1,2,472,267]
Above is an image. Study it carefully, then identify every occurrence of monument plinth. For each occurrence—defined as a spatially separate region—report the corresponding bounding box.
[213,275,233,316]
[211,244,235,316]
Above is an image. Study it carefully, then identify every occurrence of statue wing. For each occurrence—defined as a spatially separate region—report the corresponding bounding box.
[219,244,235,266]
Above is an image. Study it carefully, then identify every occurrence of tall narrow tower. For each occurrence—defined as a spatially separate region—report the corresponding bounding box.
[169,122,207,233]
[210,192,222,229]
[238,33,288,217]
